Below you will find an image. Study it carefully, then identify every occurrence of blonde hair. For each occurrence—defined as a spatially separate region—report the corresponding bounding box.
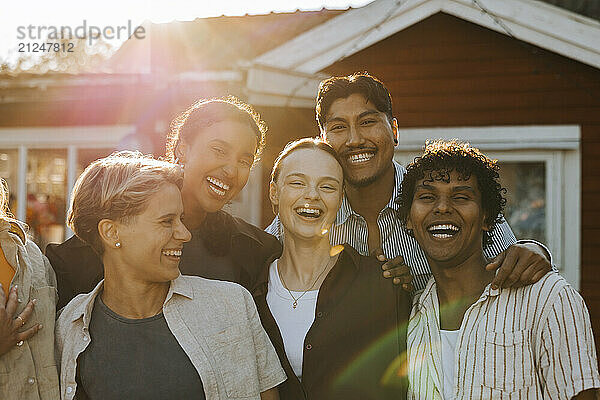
[67,151,183,255]
[271,137,344,183]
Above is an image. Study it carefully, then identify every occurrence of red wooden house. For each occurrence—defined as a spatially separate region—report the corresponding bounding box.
[1,0,600,351]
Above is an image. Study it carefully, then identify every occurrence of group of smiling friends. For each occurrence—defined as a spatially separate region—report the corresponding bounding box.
[1,72,599,400]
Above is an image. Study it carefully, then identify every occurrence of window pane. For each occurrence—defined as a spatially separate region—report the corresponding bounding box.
[0,150,19,215]
[27,149,67,250]
[498,162,546,243]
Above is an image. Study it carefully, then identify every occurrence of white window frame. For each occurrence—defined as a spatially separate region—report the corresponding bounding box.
[0,124,265,235]
[0,125,134,237]
[224,162,263,227]
[394,125,581,288]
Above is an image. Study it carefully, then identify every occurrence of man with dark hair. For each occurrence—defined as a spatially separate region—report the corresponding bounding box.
[267,72,552,291]
[400,140,599,399]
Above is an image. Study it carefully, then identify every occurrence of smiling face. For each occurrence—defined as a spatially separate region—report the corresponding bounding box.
[407,171,489,267]
[178,120,258,217]
[270,148,344,240]
[322,93,398,187]
[114,183,192,283]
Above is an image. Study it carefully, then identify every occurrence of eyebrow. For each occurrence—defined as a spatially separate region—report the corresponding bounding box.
[209,139,254,158]
[208,139,231,148]
[453,185,476,192]
[156,213,178,220]
[286,173,341,183]
[358,110,380,119]
[325,109,381,124]
[325,116,347,124]
[415,183,476,193]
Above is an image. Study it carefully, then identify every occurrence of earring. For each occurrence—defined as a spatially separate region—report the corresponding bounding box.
[115,242,121,248]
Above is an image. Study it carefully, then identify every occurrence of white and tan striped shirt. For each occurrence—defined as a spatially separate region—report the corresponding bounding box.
[408,272,600,399]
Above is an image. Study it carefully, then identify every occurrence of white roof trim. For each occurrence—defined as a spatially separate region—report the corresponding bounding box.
[396,125,581,151]
[0,125,135,147]
[255,0,600,72]
[247,0,600,106]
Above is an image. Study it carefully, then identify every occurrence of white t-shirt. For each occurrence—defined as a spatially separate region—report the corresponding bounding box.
[266,260,318,380]
[440,329,460,400]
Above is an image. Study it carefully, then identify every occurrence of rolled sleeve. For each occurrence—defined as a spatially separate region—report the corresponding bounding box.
[243,289,287,392]
[484,216,517,258]
[538,287,600,399]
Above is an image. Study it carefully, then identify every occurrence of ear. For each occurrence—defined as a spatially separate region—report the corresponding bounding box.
[481,214,491,232]
[391,118,399,145]
[269,181,279,211]
[482,223,491,232]
[98,218,121,249]
[175,141,188,165]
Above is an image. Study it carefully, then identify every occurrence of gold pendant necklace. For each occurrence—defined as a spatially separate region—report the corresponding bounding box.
[279,255,335,309]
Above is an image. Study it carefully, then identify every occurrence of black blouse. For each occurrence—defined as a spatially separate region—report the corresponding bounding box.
[252,244,410,400]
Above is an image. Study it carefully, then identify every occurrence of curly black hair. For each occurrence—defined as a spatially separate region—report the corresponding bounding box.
[396,139,507,250]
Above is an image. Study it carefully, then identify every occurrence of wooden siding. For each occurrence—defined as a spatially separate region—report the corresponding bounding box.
[260,12,600,353]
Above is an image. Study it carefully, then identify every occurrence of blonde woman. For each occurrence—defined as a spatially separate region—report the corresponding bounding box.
[55,152,285,400]
[253,138,409,399]
[0,180,59,400]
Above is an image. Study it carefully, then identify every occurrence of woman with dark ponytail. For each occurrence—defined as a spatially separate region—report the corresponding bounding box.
[47,96,282,309]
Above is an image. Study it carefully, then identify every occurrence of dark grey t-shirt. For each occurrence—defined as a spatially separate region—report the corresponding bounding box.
[76,295,205,400]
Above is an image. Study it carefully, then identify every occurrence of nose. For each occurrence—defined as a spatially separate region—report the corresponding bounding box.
[174,218,192,243]
[346,123,365,147]
[304,184,320,200]
[221,161,237,178]
[434,196,451,214]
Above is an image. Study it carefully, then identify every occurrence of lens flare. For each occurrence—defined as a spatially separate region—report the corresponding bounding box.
[330,244,344,256]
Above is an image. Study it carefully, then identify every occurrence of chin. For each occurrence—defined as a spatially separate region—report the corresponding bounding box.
[200,197,229,213]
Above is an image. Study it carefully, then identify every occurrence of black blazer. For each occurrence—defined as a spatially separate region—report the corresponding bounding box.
[46,211,282,309]
[252,244,410,400]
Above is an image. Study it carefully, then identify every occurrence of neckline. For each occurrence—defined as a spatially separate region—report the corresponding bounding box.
[269,260,319,298]
[96,295,164,324]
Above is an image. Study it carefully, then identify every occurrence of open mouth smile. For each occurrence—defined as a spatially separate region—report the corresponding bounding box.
[207,176,230,197]
[427,223,460,239]
[162,248,183,260]
[347,151,375,164]
[295,206,322,219]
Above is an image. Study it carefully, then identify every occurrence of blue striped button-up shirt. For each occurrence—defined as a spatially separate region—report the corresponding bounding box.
[266,160,519,290]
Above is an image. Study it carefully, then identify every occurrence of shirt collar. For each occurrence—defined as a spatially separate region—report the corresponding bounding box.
[70,279,104,325]
[251,243,359,297]
[387,160,405,212]
[164,274,194,303]
[414,277,437,312]
[70,275,194,325]
[334,160,405,225]
[415,276,501,313]
[0,218,28,244]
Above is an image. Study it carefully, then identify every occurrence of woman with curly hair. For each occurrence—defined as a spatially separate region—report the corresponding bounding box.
[47,97,281,309]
